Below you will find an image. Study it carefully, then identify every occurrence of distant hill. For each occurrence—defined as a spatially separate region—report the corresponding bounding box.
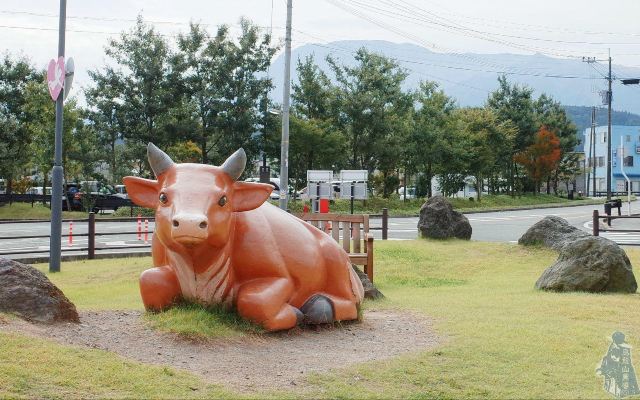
[270,40,640,115]
[563,106,640,134]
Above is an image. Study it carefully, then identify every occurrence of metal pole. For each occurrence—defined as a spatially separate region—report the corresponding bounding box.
[350,181,355,214]
[592,107,596,197]
[607,53,612,201]
[593,210,599,236]
[279,0,292,210]
[49,0,66,273]
[382,208,388,240]
[88,212,95,259]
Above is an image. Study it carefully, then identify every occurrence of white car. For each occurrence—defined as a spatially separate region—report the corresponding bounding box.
[245,177,282,200]
[397,186,416,199]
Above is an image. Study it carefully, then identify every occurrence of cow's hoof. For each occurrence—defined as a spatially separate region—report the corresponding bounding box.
[293,307,304,325]
[300,294,334,324]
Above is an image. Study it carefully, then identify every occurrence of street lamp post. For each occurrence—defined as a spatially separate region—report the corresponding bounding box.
[279,0,292,210]
[49,0,67,273]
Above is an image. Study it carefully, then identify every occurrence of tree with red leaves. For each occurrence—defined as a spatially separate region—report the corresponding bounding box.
[514,126,561,193]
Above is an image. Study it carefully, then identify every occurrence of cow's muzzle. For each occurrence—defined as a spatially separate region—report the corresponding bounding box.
[171,213,208,245]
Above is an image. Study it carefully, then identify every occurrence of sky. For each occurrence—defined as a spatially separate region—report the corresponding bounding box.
[2,0,640,100]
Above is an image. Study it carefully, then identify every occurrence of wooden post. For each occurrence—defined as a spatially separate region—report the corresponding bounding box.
[593,210,599,236]
[382,208,388,240]
[88,212,95,259]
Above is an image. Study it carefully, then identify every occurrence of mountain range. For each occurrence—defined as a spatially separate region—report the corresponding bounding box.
[270,40,640,121]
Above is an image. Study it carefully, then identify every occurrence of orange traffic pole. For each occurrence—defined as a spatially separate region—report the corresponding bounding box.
[144,218,149,244]
[137,214,142,241]
[68,221,73,246]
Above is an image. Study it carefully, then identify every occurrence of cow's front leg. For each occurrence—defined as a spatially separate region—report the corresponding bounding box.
[139,265,181,311]
[236,277,301,331]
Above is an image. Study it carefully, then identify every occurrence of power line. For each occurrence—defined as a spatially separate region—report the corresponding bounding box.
[292,36,598,80]
[395,0,640,38]
[339,0,611,59]
[373,0,640,46]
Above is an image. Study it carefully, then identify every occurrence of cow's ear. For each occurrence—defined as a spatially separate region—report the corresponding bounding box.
[232,182,272,212]
[123,176,159,209]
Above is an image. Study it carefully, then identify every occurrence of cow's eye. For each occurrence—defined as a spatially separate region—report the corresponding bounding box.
[159,192,168,204]
[218,195,227,207]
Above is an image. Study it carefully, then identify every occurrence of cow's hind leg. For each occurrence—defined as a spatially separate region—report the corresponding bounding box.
[236,277,302,331]
[139,265,181,311]
[300,293,359,324]
[327,294,359,321]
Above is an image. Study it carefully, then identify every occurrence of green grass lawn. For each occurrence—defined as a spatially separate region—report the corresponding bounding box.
[2,240,640,398]
[0,202,87,220]
[284,194,605,216]
[0,194,609,220]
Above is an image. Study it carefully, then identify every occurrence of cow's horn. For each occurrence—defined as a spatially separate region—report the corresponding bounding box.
[147,142,174,177]
[220,148,246,181]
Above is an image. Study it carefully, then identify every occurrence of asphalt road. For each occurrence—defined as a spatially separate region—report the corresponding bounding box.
[2,201,640,260]
[367,201,640,245]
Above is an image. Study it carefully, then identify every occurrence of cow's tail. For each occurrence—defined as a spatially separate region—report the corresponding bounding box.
[348,262,365,303]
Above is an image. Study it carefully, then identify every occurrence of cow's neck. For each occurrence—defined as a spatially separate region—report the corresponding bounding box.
[167,236,235,306]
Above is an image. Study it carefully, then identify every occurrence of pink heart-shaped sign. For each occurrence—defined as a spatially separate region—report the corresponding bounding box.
[47,57,65,101]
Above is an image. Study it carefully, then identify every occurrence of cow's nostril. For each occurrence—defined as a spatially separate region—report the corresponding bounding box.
[199,221,208,229]
[172,220,179,227]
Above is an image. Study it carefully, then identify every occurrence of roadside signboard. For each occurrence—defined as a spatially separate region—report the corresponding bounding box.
[339,182,367,200]
[307,170,333,182]
[339,170,368,182]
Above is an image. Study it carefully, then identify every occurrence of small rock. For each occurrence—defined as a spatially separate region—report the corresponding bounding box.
[351,265,384,300]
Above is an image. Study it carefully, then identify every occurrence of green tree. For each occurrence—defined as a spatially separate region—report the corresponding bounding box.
[85,68,125,182]
[175,23,235,163]
[96,17,182,176]
[454,108,516,201]
[328,49,412,197]
[486,76,537,194]
[212,19,277,165]
[408,81,457,197]
[292,55,333,120]
[22,78,82,204]
[0,54,40,193]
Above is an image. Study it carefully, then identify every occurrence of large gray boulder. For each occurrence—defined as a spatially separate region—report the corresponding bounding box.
[535,236,637,293]
[418,195,472,240]
[0,258,79,323]
[519,215,589,250]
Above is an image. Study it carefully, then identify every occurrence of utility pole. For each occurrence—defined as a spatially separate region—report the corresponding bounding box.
[607,52,612,200]
[49,0,66,273]
[591,107,596,197]
[279,0,292,210]
[583,54,613,199]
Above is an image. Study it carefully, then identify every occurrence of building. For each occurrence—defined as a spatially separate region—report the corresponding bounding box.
[583,125,640,194]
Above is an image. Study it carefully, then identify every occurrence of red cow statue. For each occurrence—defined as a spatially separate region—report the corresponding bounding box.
[123,143,364,331]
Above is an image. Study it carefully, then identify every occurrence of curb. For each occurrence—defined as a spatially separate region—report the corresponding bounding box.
[14,250,151,265]
[372,200,617,218]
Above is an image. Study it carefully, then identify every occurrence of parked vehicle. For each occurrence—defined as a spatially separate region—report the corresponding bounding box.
[397,186,417,199]
[26,186,52,195]
[113,184,128,199]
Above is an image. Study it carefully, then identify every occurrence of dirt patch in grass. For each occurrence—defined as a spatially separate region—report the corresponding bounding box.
[0,308,439,393]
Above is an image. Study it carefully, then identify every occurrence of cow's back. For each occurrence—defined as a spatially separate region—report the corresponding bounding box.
[232,202,353,307]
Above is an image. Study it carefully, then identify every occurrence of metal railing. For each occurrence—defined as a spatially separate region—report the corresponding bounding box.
[0,212,153,258]
[0,208,390,261]
[592,210,640,245]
